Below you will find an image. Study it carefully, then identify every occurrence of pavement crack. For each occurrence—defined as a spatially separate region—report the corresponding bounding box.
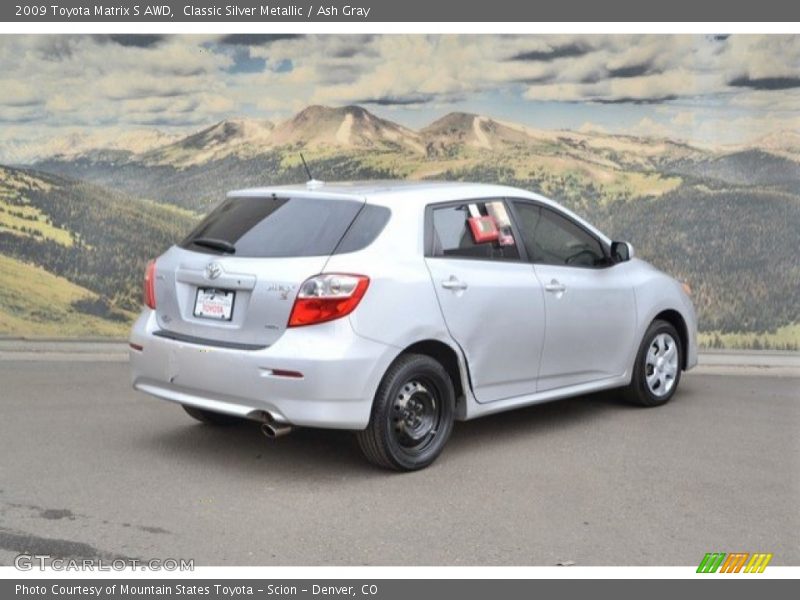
[39,508,76,520]
[0,526,128,561]
[137,526,170,534]
[4,500,170,535]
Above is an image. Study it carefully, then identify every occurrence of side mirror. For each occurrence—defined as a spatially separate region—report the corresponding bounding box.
[611,241,634,263]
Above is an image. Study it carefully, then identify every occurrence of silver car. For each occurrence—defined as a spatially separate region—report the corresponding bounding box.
[130,181,697,471]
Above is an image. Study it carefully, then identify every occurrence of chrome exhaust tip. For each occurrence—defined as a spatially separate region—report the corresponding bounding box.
[261,421,293,439]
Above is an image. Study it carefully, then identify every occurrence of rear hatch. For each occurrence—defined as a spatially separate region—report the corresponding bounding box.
[152,193,364,348]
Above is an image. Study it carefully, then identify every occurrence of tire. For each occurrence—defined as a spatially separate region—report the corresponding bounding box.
[357,353,455,471]
[624,319,683,407]
[182,405,242,426]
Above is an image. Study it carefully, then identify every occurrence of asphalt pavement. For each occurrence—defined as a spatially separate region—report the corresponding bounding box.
[0,346,797,566]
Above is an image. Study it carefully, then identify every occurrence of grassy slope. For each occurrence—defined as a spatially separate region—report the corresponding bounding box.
[0,254,132,337]
[0,198,74,246]
[699,323,800,351]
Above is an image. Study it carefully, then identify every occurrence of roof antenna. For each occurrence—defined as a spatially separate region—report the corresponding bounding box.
[300,153,324,189]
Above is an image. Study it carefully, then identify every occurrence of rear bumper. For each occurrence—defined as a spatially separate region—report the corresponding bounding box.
[129,310,398,430]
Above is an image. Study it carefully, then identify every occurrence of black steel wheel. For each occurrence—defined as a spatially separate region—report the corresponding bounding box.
[357,353,455,471]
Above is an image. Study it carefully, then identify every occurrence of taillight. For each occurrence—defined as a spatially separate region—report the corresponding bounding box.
[288,274,369,327]
[143,259,157,309]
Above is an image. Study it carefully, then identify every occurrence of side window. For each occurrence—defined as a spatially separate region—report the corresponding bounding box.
[430,200,520,261]
[333,205,391,254]
[513,202,606,268]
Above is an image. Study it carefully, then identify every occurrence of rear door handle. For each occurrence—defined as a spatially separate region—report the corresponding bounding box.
[544,279,566,293]
[441,276,468,291]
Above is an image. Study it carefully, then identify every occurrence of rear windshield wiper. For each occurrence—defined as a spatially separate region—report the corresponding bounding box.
[191,237,236,254]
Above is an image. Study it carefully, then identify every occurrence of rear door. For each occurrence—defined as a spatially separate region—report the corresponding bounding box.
[509,200,637,391]
[153,194,364,348]
[424,199,545,403]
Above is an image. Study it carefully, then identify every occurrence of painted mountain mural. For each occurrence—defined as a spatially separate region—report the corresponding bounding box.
[1,105,798,348]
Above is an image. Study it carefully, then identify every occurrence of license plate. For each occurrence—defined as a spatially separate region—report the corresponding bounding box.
[193,288,235,321]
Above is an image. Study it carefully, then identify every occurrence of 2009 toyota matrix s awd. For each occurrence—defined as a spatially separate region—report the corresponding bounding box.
[129,181,697,471]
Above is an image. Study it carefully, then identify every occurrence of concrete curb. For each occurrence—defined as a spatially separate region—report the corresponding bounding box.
[1,340,798,376]
[0,340,128,354]
[694,350,800,377]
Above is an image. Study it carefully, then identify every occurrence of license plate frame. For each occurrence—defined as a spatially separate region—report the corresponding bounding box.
[193,288,235,321]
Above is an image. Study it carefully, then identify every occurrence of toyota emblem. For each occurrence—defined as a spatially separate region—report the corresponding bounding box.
[205,262,223,280]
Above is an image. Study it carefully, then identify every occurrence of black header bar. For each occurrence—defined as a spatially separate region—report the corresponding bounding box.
[3,0,800,23]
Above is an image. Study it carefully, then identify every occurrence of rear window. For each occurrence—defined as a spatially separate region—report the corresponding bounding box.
[181,196,363,258]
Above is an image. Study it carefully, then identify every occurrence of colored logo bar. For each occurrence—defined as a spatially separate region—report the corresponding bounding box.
[697,552,773,573]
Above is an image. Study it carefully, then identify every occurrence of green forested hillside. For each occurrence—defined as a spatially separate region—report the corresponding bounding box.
[0,165,197,332]
[593,186,800,336]
[667,150,800,192]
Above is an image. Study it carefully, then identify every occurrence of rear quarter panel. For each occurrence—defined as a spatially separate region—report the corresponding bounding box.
[322,201,461,403]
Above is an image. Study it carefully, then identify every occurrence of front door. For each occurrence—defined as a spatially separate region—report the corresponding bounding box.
[510,200,637,391]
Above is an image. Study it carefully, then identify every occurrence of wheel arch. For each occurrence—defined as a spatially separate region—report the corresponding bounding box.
[653,309,689,370]
[396,339,468,415]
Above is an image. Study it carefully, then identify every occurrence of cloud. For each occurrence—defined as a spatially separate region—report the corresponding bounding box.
[316,64,365,85]
[0,104,48,123]
[218,34,303,46]
[45,94,82,113]
[728,89,800,111]
[607,63,654,79]
[96,73,205,100]
[93,34,166,48]
[632,117,673,138]
[30,36,79,61]
[729,75,800,90]
[0,80,43,107]
[329,39,378,58]
[354,93,436,106]
[577,121,608,134]
[120,96,199,114]
[722,35,800,92]
[510,42,590,62]
[683,114,800,146]
[594,95,678,105]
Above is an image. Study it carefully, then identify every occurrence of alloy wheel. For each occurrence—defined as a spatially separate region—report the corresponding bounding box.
[644,332,679,397]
